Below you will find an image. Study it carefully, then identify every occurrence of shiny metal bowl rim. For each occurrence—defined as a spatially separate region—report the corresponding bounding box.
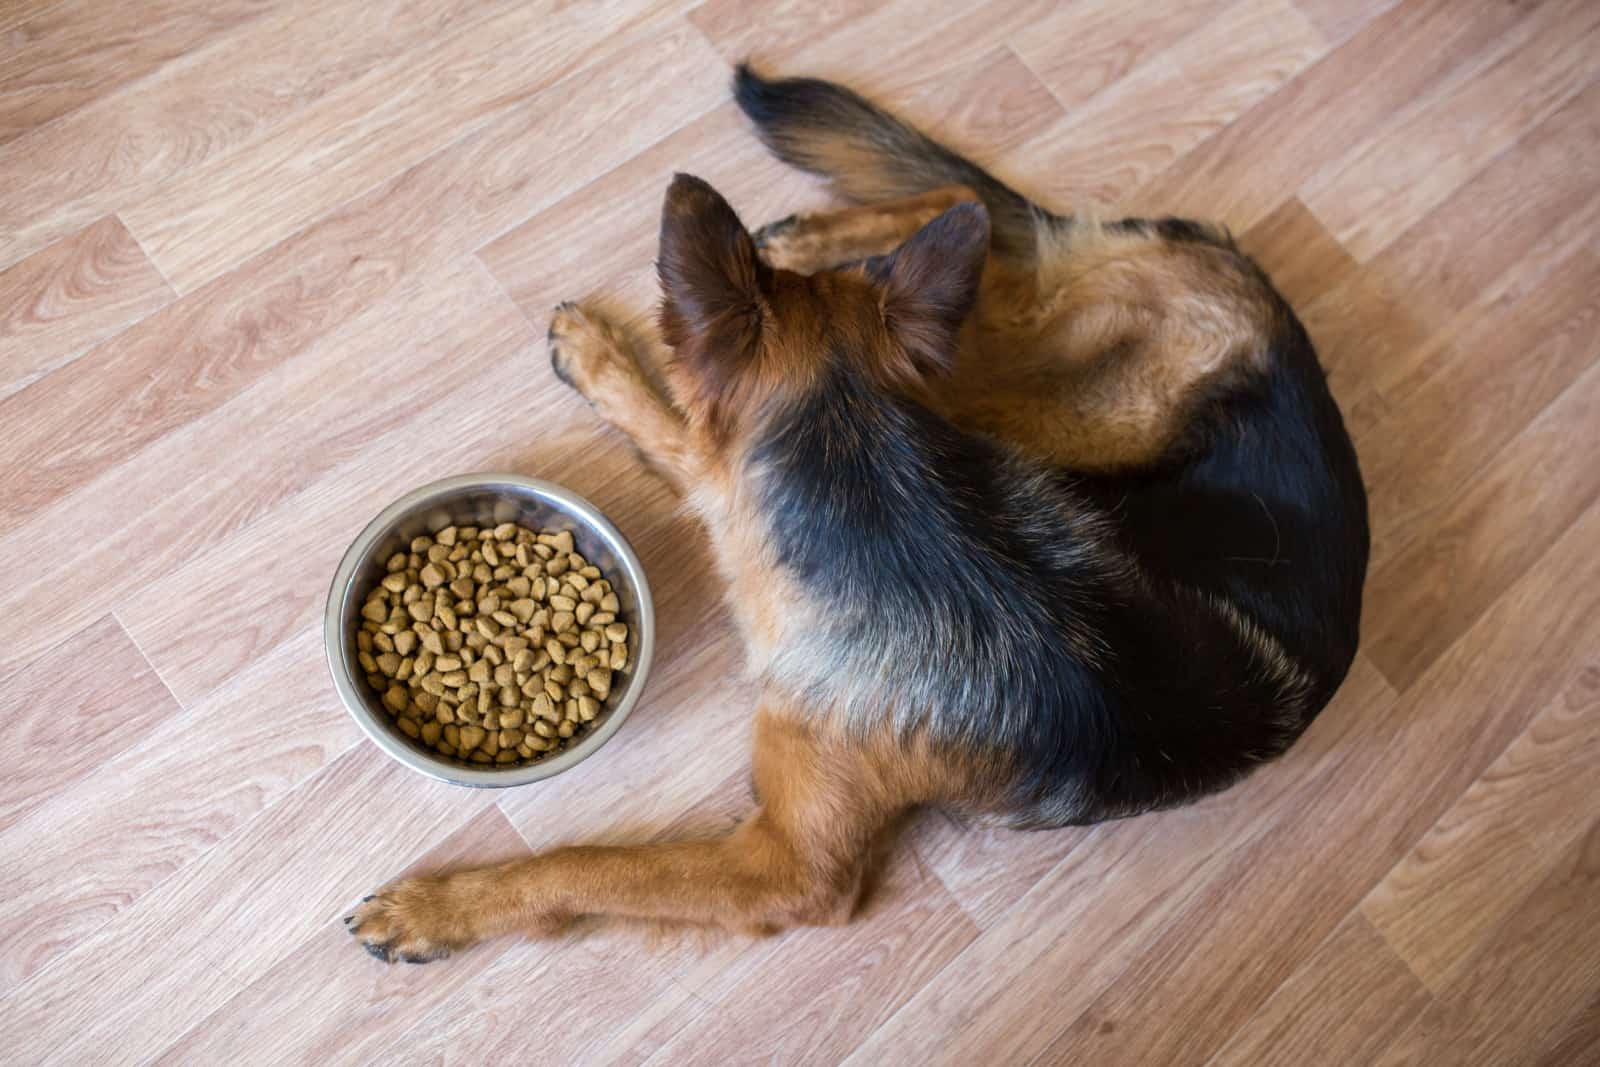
[323,472,655,787]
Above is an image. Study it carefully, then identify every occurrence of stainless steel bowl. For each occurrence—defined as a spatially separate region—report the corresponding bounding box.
[324,473,654,787]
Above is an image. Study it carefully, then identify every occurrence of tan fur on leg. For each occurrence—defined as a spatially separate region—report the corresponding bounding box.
[347,711,981,959]
[755,185,979,273]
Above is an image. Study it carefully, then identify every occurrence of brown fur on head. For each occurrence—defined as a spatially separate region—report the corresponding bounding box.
[656,173,991,442]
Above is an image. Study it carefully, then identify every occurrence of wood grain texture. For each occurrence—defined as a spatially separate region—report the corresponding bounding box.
[1364,355,1600,689]
[120,0,697,293]
[0,630,360,993]
[1209,912,1433,1066]
[0,214,171,400]
[0,614,179,828]
[998,0,1328,209]
[1373,817,1600,1066]
[1133,0,1549,228]
[0,0,274,147]
[152,805,532,1066]
[0,0,515,272]
[1363,666,1600,989]
[1300,0,1600,259]
[2,1,1598,1061]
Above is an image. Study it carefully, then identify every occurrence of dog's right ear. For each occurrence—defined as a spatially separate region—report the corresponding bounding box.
[657,174,766,373]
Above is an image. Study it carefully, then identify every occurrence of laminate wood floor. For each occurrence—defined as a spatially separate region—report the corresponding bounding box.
[3,1,1598,1063]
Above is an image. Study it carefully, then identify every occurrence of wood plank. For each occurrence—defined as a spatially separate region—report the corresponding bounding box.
[0,614,180,828]
[995,0,1328,209]
[1531,989,1600,1067]
[0,0,515,272]
[0,629,360,992]
[1010,0,1237,112]
[1237,196,1360,309]
[688,0,881,63]
[0,746,492,1067]
[1291,0,1400,43]
[121,0,695,294]
[0,0,274,147]
[0,0,66,35]
[1133,0,1550,229]
[1304,81,1600,406]
[1302,0,1600,260]
[151,806,531,1066]
[1373,817,1600,1066]
[0,214,171,400]
[1363,666,1600,989]
[17,258,536,703]
[1209,913,1433,1066]
[1364,353,1600,688]
[1358,247,1600,567]
[0,21,726,649]
[839,659,1397,1065]
[637,850,979,1066]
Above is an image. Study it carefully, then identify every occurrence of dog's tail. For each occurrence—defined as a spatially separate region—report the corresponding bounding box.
[733,64,1052,256]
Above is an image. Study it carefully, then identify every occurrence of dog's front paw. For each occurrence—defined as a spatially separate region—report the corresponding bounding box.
[345,878,466,965]
[547,301,635,404]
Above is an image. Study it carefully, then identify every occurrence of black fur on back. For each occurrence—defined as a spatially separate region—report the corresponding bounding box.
[750,348,1340,826]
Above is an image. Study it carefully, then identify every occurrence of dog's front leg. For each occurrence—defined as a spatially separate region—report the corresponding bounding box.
[347,711,911,961]
[547,302,698,492]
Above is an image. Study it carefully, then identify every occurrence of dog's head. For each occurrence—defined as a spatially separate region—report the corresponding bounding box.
[656,173,989,442]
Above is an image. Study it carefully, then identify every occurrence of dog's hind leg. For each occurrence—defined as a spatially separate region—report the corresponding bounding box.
[547,302,698,491]
[754,185,980,274]
[347,711,955,960]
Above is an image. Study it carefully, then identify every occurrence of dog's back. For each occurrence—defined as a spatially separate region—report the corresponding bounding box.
[736,67,1370,826]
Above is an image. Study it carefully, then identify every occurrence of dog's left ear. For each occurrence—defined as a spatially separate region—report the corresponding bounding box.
[878,201,990,377]
[657,173,766,374]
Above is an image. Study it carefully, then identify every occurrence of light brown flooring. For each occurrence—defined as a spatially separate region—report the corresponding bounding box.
[2,0,1598,1063]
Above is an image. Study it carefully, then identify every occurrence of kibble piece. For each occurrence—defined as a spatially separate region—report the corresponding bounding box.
[396,656,414,681]
[459,725,486,751]
[476,615,501,640]
[610,644,628,670]
[600,592,619,613]
[579,630,600,654]
[605,622,628,644]
[558,720,576,739]
[398,717,420,739]
[382,685,408,714]
[420,563,447,589]
[361,599,387,623]
[434,654,463,672]
[421,722,441,745]
[440,670,467,688]
[468,659,491,684]
[552,611,575,634]
[578,696,599,722]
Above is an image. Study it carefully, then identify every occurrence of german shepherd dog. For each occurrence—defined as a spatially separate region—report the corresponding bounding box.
[348,67,1368,962]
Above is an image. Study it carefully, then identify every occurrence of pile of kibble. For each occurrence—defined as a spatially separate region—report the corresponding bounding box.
[355,522,629,765]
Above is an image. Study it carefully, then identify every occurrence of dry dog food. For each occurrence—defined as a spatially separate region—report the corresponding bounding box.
[355,522,629,766]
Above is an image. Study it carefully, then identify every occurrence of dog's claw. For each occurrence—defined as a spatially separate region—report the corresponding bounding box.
[364,941,393,964]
